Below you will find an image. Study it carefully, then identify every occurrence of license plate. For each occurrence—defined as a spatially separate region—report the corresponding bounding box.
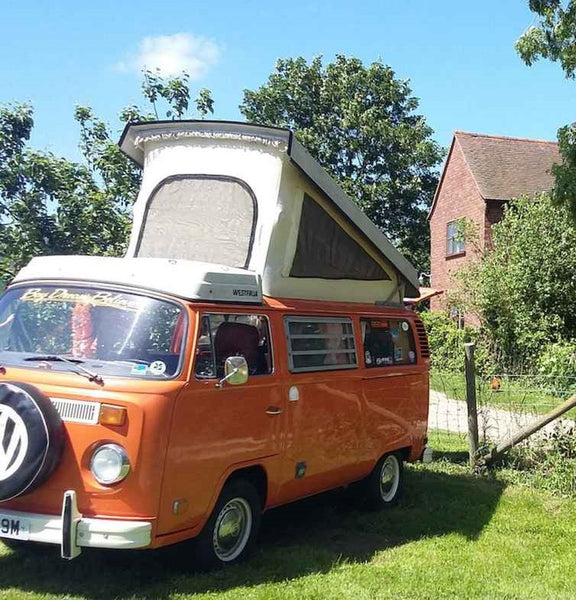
[0,515,30,541]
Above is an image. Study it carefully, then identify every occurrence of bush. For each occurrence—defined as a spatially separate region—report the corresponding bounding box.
[536,340,576,379]
[453,194,576,369]
[419,310,488,373]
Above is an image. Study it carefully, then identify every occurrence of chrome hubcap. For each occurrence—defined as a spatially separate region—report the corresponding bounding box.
[213,497,252,561]
[379,455,400,502]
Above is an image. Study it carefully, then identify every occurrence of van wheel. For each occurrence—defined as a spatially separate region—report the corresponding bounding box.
[365,452,403,509]
[191,479,261,570]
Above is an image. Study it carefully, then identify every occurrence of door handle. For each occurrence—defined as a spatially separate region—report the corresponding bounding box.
[265,406,283,415]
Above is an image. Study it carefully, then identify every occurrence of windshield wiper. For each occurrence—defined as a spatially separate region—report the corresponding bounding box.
[24,355,104,385]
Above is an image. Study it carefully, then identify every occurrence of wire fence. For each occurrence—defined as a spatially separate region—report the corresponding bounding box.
[429,371,576,448]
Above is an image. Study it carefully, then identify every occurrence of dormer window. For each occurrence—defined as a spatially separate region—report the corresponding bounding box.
[446,220,465,257]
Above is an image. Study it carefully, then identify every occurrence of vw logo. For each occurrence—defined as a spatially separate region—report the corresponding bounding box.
[0,405,28,481]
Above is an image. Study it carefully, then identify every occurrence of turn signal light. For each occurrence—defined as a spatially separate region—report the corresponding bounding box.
[99,404,127,427]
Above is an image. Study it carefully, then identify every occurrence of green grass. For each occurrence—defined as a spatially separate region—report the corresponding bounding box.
[431,371,576,415]
[3,439,576,599]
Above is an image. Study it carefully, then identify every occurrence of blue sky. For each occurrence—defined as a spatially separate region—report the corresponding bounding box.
[1,0,574,162]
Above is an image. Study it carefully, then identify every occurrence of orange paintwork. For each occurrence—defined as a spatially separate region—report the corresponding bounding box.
[0,293,429,549]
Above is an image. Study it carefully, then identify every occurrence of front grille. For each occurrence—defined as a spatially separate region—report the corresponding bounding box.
[414,319,430,359]
[50,398,100,424]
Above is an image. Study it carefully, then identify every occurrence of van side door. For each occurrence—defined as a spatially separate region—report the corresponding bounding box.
[276,315,364,504]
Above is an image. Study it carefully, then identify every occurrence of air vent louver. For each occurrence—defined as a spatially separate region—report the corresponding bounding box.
[50,398,100,425]
[414,319,430,359]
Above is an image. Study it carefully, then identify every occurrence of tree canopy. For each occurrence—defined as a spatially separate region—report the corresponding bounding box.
[240,55,444,271]
[0,71,213,283]
[517,1,576,219]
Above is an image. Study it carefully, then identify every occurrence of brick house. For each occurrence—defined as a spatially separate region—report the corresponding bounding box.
[429,131,560,317]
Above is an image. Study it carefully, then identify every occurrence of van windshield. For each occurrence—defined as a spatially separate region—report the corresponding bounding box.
[0,285,186,379]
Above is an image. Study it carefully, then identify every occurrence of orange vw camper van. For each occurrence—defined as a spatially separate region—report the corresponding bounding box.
[0,121,429,569]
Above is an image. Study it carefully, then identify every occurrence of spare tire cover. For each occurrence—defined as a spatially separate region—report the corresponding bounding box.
[0,382,63,502]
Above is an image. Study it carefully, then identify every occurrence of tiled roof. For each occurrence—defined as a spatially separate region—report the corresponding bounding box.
[455,132,560,201]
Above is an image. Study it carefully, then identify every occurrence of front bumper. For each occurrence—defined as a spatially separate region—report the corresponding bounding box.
[0,490,152,559]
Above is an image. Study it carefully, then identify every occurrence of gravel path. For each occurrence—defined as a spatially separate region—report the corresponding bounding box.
[429,389,574,442]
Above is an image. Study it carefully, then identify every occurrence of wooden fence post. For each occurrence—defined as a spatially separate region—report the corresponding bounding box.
[464,342,479,468]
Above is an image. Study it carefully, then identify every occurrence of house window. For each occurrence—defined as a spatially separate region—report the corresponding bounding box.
[446,220,465,256]
[285,316,358,372]
[361,318,417,367]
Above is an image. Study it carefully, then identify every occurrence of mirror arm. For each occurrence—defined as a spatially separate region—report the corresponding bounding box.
[215,367,240,390]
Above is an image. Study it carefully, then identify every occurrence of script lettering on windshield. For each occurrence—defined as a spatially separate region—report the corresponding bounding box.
[20,288,143,312]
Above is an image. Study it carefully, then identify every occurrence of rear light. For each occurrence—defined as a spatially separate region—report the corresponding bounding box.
[98,404,127,426]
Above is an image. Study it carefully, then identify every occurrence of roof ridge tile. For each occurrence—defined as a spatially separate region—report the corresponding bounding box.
[454,131,557,145]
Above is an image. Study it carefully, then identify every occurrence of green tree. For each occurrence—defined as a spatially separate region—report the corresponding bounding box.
[0,103,130,280]
[516,1,576,219]
[452,193,576,368]
[0,71,213,283]
[240,55,444,271]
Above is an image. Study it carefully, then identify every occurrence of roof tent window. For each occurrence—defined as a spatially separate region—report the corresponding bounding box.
[135,175,258,269]
[290,194,391,280]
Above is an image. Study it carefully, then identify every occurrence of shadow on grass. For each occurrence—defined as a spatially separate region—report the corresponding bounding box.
[0,468,505,599]
[433,449,470,464]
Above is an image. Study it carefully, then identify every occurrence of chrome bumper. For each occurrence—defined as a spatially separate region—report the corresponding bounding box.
[0,490,152,559]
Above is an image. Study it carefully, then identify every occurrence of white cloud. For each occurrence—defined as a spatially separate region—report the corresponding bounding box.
[118,33,222,79]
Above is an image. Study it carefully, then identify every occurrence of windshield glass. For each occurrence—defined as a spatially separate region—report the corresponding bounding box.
[0,285,186,379]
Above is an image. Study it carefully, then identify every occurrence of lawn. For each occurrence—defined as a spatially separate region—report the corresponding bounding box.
[2,436,576,599]
[431,370,576,415]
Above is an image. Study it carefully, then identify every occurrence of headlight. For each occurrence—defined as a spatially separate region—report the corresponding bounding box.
[90,444,131,485]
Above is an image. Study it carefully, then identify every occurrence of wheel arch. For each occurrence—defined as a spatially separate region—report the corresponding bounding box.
[225,465,268,510]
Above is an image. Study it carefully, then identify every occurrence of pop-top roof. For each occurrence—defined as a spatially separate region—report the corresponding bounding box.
[119,120,419,296]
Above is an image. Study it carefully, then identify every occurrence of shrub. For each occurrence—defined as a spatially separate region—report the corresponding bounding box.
[419,310,488,373]
[453,194,576,370]
[536,340,576,379]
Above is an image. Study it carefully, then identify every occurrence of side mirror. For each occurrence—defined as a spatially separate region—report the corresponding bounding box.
[216,356,249,389]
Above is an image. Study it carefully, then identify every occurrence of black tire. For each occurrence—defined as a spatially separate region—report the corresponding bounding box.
[0,382,64,502]
[364,452,404,510]
[190,479,262,571]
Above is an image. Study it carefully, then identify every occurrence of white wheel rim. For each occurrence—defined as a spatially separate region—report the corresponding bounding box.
[212,497,252,562]
[379,455,400,502]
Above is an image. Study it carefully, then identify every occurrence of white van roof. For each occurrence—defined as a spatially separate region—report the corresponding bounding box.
[12,256,262,304]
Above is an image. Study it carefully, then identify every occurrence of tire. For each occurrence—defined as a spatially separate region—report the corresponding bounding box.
[364,452,404,510]
[0,382,64,502]
[190,479,262,571]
